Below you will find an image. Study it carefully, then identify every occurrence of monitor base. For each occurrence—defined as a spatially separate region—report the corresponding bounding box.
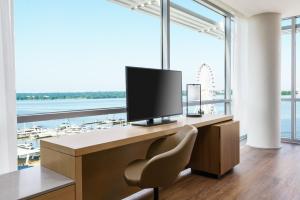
[186,114,202,118]
[131,118,177,127]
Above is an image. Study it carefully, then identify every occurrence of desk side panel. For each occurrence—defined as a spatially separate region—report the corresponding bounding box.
[81,139,155,200]
[218,121,240,175]
[40,148,83,200]
[189,126,221,174]
[40,147,76,179]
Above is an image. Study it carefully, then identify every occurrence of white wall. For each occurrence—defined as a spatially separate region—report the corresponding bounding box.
[246,13,281,148]
[232,17,249,137]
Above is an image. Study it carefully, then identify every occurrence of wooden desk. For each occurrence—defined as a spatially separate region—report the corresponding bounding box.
[40,115,234,200]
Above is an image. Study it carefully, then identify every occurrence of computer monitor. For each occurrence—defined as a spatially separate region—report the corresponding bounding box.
[126,66,182,126]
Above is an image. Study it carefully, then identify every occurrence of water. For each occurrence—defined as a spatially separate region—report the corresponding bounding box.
[17,98,126,128]
[17,98,126,115]
[16,98,299,139]
[281,101,300,139]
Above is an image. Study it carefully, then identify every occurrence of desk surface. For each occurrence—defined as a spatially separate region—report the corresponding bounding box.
[41,115,233,156]
[0,167,74,200]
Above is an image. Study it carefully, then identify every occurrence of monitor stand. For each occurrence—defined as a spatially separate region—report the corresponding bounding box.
[131,118,177,127]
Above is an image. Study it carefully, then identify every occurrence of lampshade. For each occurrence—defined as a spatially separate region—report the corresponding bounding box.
[186,84,202,117]
[188,85,201,101]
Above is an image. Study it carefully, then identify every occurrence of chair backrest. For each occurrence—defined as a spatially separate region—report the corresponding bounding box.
[146,125,193,159]
[139,125,198,188]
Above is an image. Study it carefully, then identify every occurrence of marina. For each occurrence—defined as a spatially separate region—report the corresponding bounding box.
[17,117,127,168]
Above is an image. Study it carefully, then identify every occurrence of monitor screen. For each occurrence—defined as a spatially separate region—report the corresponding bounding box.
[126,66,182,122]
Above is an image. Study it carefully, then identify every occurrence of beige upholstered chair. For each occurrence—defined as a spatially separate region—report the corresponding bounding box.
[124,125,198,200]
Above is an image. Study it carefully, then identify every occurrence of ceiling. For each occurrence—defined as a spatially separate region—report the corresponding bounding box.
[210,0,300,18]
[110,0,224,39]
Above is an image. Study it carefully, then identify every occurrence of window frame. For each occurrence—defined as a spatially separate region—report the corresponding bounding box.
[281,16,300,143]
[16,0,233,123]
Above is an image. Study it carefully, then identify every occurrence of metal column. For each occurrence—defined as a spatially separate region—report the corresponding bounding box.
[225,16,232,114]
[161,0,170,70]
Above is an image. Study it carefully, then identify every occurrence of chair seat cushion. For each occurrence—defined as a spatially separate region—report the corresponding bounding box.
[124,159,148,186]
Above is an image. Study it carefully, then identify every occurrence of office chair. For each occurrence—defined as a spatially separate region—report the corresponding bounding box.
[124,125,198,200]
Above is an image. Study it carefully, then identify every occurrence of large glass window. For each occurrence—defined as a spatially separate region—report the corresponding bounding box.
[170,0,226,115]
[281,17,300,141]
[281,19,292,139]
[15,0,161,168]
[15,0,232,169]
[296,17,300,140]
[281,101,292,139]
[296,17,300,98]
[15,0,161,114]
[281,19,292,99]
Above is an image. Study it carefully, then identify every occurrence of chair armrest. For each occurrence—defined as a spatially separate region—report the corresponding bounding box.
[124,159,148,186]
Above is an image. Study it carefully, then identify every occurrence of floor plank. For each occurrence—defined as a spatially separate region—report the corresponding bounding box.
[125,143,300,200]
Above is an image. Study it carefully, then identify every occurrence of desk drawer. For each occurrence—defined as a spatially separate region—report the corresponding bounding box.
[189,120,240,177]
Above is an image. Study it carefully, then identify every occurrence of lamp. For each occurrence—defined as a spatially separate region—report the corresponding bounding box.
[186,84,202,117]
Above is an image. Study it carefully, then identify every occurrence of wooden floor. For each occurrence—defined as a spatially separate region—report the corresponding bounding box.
[125,143,300,200]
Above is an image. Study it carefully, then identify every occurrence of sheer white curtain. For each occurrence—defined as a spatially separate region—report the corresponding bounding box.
[0,0,17,174]
[204,0,249,136]
[232,17,249,136]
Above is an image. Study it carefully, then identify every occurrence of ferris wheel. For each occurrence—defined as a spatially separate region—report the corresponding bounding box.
[196,63,216,114]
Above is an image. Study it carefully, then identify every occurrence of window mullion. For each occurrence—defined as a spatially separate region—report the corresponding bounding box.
[161,0,170,70]
[291,17,297,140]
[225,16,232,115]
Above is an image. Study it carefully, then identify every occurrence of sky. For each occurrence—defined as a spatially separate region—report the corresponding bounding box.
[15,0,235,93]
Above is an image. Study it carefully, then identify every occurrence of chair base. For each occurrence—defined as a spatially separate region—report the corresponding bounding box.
[154,187,159,200]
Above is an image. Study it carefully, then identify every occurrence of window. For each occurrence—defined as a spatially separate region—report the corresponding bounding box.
[281,101,292,139]
[15,0,160,112]
[296,17,300,140]
[15,0,232,169]
[281,17,300,142]
[281,19,292,139]
[281,19,292,99]
[296,17,300,98]
[15,0,161,168]
[169,0,226,115]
